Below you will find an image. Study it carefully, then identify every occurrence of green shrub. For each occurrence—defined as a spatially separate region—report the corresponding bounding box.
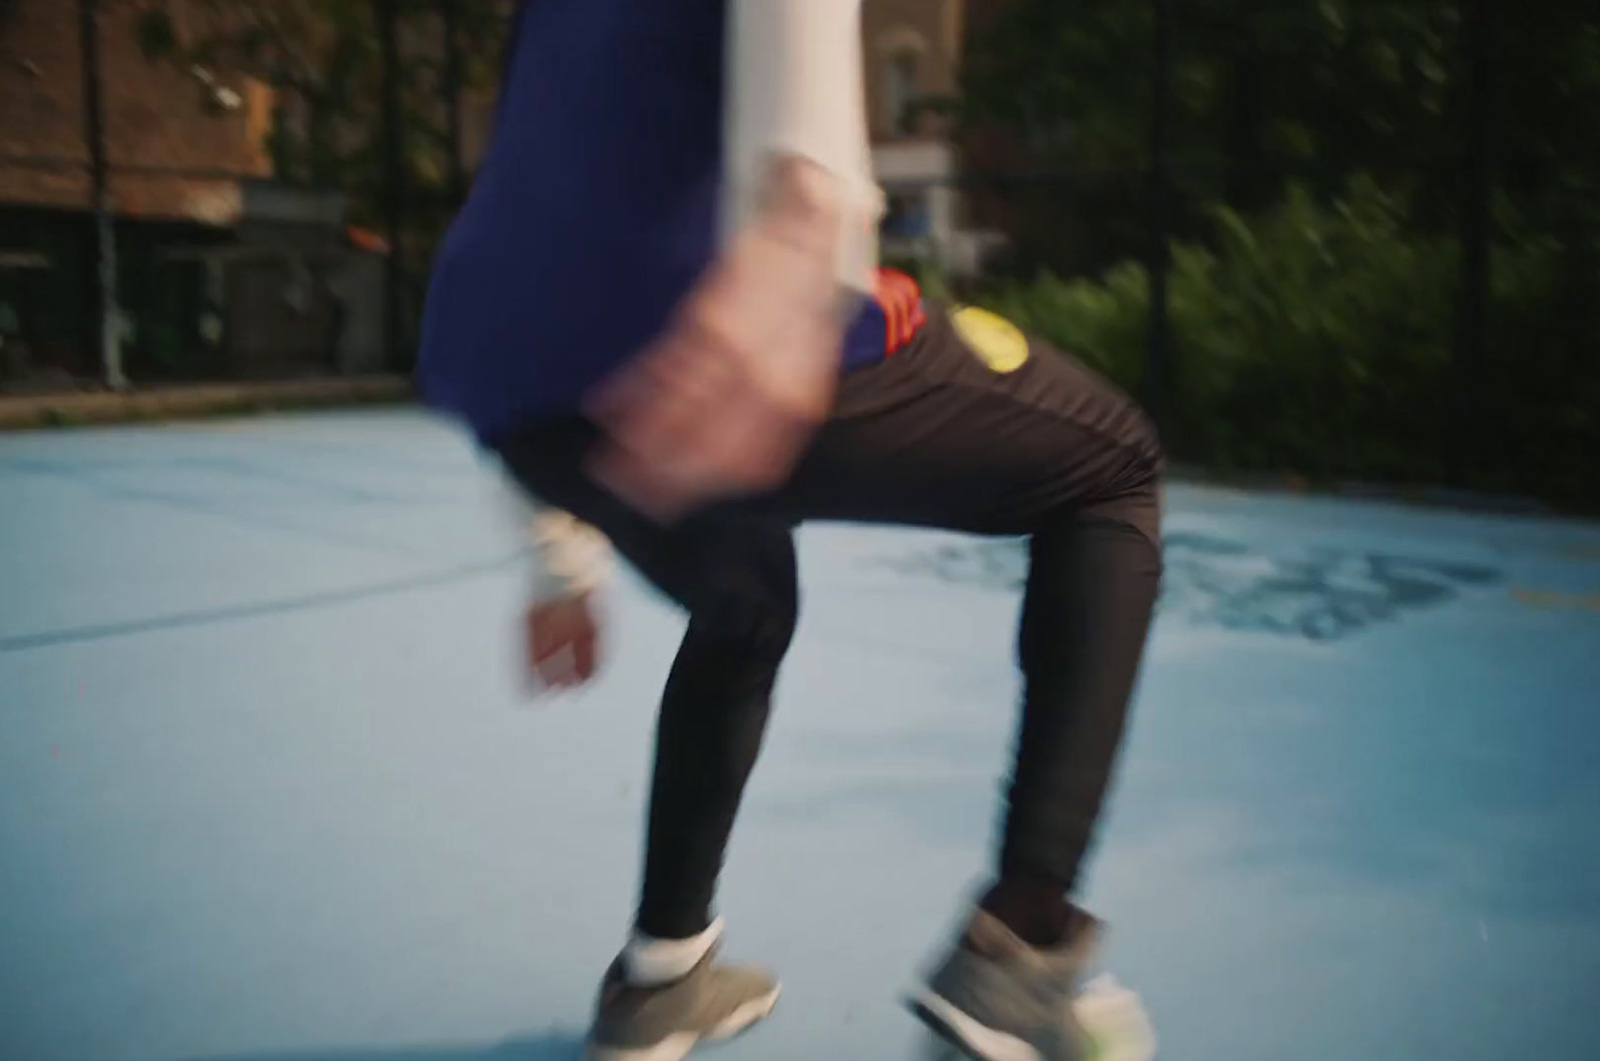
[983,259,1151,394]
[976,176,1590,506]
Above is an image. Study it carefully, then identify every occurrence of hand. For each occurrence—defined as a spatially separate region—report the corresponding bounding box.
[525,592,600,692]
[586,157,847,523]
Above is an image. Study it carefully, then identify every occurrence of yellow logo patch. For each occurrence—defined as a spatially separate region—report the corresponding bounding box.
[952,306,1030,374]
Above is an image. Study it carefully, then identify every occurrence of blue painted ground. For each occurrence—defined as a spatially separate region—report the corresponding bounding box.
[2,409,1598,1061]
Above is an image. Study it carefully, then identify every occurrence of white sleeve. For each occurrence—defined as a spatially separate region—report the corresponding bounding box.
[723,0,884,295]
[493,472,614,601]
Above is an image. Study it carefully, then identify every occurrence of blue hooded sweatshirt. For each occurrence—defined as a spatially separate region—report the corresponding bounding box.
[416,0,894,444]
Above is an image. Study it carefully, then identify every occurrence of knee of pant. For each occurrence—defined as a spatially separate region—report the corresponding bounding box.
[1044,489,1165,566]
[687,584,798,660]
[1099,410,1166,551]
[1125,406,1167,489]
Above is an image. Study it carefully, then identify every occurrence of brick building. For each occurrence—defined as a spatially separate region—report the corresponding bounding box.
[862,0,1002,276]
[0,0,381,387]
[0,0,1000,388]
[0,0,273,218]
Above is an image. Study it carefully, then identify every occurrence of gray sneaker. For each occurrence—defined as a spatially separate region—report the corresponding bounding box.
[908,909,1155,1061]
[584,946,781,1061]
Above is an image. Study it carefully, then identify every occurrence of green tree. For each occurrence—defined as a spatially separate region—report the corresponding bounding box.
[960,0,1600,506]
[136,0,511,214]
[959,0,1600,252]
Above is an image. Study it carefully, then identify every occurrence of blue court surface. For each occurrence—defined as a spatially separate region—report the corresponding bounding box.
[3,409,1598,1061]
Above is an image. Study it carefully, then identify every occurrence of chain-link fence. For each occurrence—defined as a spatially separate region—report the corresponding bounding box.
[3,0,1594,506]
[891,0,1599,509]
[0,0,505,391]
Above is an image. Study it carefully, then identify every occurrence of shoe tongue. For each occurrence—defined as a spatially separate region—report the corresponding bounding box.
[964,909,1034,958]
[965,909,1099,972]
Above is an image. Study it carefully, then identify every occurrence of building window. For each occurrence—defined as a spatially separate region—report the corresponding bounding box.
[884,50,920,136]
[882,191,932,240]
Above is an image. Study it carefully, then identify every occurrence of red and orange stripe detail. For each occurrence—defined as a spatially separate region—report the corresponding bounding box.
[873,267,926,356]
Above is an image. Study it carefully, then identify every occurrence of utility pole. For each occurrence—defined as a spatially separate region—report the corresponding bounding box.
[441,0,467,206]
[1451,0,1495,485]
[1144,0,1173,438]
[376,0,407,371]
[78,0,125,390]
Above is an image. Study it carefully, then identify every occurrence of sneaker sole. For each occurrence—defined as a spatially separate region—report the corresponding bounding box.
[909,978,1158,1061]
[909,988,1041,1061]
[585,984,782,1061]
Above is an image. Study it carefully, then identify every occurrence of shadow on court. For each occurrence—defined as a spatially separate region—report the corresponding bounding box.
[185,1032,586,1061]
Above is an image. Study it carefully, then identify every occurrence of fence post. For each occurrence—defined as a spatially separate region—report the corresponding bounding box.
[1144,0,1173,437]
[376,0,407,372]
[441,0,467,206]
[1452,0,1494,486]
[78,0,125,390]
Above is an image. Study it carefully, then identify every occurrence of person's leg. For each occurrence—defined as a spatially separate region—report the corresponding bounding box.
[990,494,1161,945]
[498,422,797,943]
[635,518,797,940]
[760,303,1163,1059]
[499,424,794,1060]
[777,304,1164,924]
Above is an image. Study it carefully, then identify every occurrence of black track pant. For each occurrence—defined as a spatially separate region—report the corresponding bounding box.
[497,302,1165,940]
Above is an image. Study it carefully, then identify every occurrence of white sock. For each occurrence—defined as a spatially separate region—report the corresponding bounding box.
[622,917,724,986]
